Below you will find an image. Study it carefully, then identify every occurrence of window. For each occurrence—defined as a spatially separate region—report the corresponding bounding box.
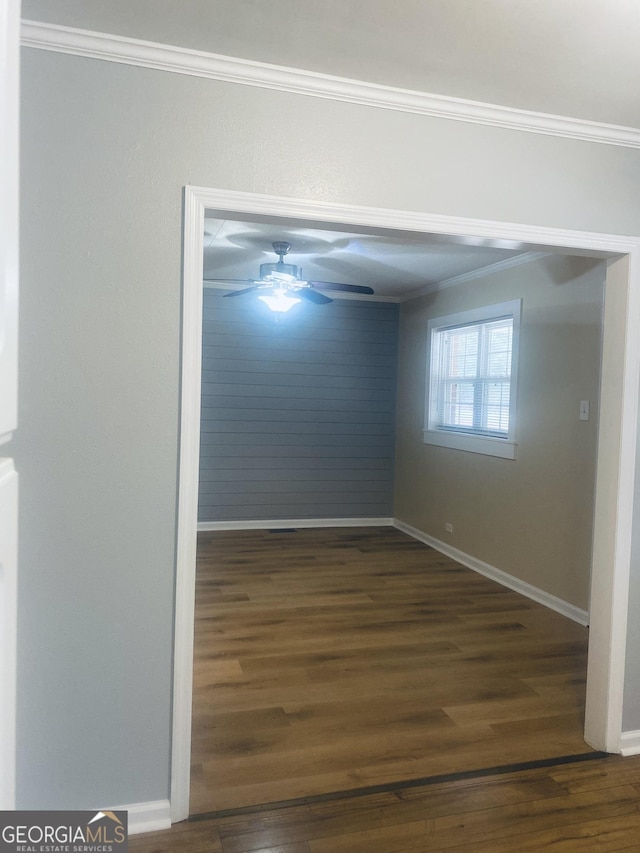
[424,300,521,459]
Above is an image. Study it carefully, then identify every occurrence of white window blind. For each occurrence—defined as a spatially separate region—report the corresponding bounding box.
[424,300,521,459]
[435,317,513,436]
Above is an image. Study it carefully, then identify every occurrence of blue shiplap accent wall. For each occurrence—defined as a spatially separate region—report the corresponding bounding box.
[198,290,399,522]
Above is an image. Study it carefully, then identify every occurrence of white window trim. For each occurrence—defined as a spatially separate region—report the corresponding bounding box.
[423,299,522,459]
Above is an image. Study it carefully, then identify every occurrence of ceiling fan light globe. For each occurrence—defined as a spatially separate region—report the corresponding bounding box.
[266,270,299,285]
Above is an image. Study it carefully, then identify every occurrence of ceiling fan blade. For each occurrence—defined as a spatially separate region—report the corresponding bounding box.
[307,280,374,295]
[298,288,333,305]
[221,285,263,298]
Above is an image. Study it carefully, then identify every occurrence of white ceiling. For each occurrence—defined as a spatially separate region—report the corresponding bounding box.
[23,0,640,127]
[203,216,532,300]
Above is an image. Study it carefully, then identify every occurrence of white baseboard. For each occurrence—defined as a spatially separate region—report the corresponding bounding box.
[110,799,171,835]
[393,519,589,626]
[196,516,589,625]
[619,730,640,756]
[198,517,394,531]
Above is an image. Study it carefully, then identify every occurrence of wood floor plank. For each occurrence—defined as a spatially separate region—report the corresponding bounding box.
[398,811,640,853]
[305,786,640,853]
[189,527,591,814]
[550,756,640,793]
[127,822,222,852]
[130,757,640,852]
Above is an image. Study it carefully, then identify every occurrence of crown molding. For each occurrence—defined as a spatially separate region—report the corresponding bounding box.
[401,251,550,301]
[21,19,640,150]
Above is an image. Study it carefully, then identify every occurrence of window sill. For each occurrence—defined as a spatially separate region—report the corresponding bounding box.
[423,429,516,460]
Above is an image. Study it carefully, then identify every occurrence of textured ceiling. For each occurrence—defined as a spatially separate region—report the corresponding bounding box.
[22,0,640,127]
[203,217,528,299]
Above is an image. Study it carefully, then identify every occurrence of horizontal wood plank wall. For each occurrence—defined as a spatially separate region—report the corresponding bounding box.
[198,292,399,522]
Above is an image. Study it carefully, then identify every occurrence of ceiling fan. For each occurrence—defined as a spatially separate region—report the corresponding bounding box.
[203,241,374,312]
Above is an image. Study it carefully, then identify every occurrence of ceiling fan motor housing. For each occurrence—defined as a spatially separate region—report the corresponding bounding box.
[260,242,301,280]
[259,261,301,279]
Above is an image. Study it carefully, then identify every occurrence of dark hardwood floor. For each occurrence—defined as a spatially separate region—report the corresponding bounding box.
[131,754,640,852]
[188,526,592,816]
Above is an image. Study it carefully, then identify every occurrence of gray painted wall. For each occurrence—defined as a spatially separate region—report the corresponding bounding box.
[16,33,640,809]
[198,291,397,522]
[394,255,604,612]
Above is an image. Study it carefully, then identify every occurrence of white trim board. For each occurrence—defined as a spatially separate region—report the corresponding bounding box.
[0,0,20,810]
[198,518,393,531]
[20,19,640,150]
[185,188,638,254]
[619,731,640,756]
[173,186,640,823]
[393,520,589,626]
[110,799,171,836]
[170,187,203,823]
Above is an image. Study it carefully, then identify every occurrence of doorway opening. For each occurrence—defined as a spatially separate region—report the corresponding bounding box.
[171,186,640,823]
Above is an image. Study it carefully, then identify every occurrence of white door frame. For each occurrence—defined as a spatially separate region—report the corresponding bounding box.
[171,185,640,822]
[0,0,20,810]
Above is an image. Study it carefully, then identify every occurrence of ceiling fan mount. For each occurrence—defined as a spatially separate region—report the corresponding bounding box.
[203,241,374,312]
[271,241,292,259]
